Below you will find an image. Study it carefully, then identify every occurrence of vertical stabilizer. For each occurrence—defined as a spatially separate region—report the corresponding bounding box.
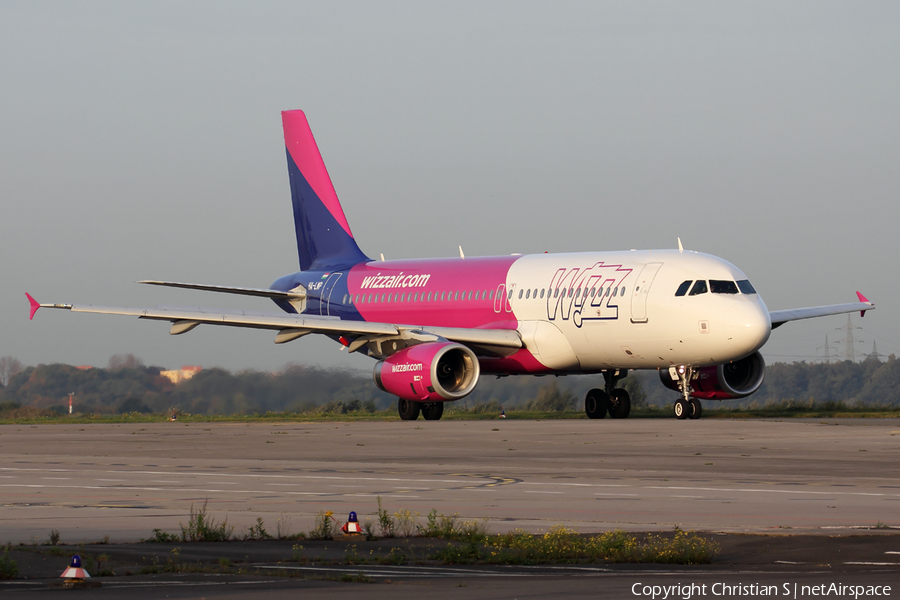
[282,110,369,271]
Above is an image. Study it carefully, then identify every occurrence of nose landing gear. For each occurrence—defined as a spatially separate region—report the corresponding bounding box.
[672,365,702,420]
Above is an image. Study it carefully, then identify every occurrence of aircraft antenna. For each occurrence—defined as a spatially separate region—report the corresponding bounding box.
[677,238,684,253]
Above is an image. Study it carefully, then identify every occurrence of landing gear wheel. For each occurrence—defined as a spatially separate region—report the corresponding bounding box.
[688,398,702,420]
[421,402,444,421]
[398,398,420,421]
[609,388,631,419]
[674,399,689,420]
[585,389,609,419]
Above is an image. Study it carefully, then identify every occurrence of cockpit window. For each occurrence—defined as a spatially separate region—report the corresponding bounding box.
[737,280,757,294]
[688,280,708,296]
[710,280,739,294]
[675,280,692,297]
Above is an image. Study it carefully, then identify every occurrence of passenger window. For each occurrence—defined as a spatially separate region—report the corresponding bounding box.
[518,289,523,299]
[540,289,545,299]
[508,289,513,300]
[525,289,531,299]
[689,280,708,296]
[710,280,739,294]
[612,287,617,297]
[576,287,581,297]
[342,294,348,304]
[553,288,559,298]
[675,280,692,297]
[737,280,757,294]
[620,286,625,296]
[489,290,494,300]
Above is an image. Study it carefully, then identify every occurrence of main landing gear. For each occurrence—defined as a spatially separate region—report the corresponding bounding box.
[585,370,631,419]
[397,399,444,421]
[672,365,702,420]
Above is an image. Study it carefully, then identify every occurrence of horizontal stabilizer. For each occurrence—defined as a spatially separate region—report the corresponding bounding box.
[139,280,305,300]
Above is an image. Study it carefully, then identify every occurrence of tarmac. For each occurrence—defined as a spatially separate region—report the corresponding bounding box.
[0,418,898,597]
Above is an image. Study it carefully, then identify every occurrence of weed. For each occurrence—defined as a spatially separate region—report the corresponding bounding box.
[245,517,273,540]
[308,511,337,540]
[393,509,420,537]
[344,544,362,565]
[180,500,234,542]
[0,546,19,580]
[376,547,407,566]
[430,541,483,564]
[361,519,377,541]
[218,557,232,568]
[143,529,180,543]
[291,544,305,563]
[275,514,304,540]
[376,496,394,538]
[874,521,887,529]
[340,572,372,583]
[480,526,718,565]
[94,535,110,545]
[47,529,60,546]
[419,510,488,542]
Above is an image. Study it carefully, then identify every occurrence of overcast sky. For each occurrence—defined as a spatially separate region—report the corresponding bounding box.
[2,1,898,375]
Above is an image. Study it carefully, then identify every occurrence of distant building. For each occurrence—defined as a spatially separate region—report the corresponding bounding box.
[160,366,202,385]
[75,366,93,370]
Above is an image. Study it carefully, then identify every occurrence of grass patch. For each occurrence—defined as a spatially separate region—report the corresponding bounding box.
[432,526,718,565]
[0,546,19,580]
[180,501,234,542]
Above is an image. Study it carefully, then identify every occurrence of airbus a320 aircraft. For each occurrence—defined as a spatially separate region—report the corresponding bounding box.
[27,110,875,420]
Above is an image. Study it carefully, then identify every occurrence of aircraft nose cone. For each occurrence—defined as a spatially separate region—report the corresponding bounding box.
[723,301,771,355]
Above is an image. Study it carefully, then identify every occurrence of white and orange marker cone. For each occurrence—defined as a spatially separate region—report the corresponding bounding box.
[341,511,362,534]
[60,555,91,580]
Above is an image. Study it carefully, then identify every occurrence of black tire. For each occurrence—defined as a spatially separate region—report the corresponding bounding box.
[585,389,609,419]
[421,402,444,421]
[674,399,689,420]
[610,388,631,419]
[398,398,420,421]
[688,398,702,420]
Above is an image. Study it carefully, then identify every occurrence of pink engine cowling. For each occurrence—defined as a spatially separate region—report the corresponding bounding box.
[373,342,480,402]
[660,351,766,400]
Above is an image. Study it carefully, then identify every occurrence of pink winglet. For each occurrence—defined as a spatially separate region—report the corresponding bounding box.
[26,293,40,320]
[856,291,870,317]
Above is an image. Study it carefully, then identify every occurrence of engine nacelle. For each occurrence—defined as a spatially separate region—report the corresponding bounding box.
[660,351,766,400]
[373,341,480,402]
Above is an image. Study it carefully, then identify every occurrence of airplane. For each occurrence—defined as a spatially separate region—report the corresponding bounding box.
[27,110,875,420]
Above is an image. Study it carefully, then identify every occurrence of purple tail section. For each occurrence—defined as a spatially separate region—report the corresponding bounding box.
[282,110,370,271]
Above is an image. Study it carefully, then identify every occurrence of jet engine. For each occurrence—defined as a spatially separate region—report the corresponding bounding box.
[374,341,480,402]
[660,351,766,400]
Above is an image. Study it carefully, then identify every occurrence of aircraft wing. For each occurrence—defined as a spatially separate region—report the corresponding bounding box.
[768,292,874,329]
[25,294,522,354]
